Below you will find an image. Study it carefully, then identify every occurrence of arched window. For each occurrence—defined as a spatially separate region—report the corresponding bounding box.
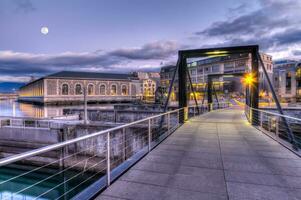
[88,84,94,95]
[75,84,82,95]
[111,85,117,95]
[100,84,106,95]
[121,85,128,95]
[62,84,69,95]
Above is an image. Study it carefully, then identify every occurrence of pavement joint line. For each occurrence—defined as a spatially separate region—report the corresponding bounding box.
[97,194,131,200]
[113,179,228,196]
[216,121,230,200]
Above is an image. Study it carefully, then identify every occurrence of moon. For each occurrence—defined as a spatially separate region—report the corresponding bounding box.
[41,27,49,35]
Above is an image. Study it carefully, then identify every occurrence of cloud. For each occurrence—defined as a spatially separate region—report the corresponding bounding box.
[194,0,301,59]
[292,50,301,56]
[0,41,179,82]
[109,41,178,60]
[13,0,36,13]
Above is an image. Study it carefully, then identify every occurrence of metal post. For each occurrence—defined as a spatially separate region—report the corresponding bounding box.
[207,77,213,111]
[268,116,271,132]
[123,128,126,161]
[167,113,170,132]
[84,87,88,125]
[106,132,111,186]
[178,55,187,123]
[148,119,151,152]
[275,116,279,138]
[177,110,180,127]
[260,112,263,129]
[193,107,196,117]
[250,49,259,125]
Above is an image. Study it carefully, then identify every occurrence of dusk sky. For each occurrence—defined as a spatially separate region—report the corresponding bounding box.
[0,0,301,83]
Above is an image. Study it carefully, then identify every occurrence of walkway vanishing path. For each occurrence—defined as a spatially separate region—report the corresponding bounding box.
[97,106,301,200]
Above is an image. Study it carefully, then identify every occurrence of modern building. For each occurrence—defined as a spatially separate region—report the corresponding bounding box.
[160,53,273,102]
[18,71,141,105]
[273,60,301,102]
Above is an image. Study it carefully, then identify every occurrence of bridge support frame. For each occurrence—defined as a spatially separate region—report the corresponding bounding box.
[177,45,260,124]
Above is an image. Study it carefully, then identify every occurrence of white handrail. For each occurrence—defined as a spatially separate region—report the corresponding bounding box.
[247,105,301,122]
[0,108,183,167]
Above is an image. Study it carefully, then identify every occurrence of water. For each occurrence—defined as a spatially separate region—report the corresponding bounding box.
[0,100,114,118]
[0,164,103,200]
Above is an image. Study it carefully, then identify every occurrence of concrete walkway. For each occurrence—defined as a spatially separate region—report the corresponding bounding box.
[96,106,301,200]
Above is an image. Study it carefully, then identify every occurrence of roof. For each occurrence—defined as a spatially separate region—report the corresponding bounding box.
[46,71,138,80]
[19,71,139,89]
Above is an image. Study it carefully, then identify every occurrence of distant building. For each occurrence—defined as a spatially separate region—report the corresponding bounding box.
[18,71,141,105]
[133,71,160,102]
[273,60,301,102]
[160,53,273,101]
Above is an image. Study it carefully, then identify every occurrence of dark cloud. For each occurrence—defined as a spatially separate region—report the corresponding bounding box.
[194,0,301,53]
[109,41,178,60]
[14,0,36,13]
[293,50,301,56]
[0,41,178,81]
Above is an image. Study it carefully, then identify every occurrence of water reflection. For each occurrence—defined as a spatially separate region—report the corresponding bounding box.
[0,100,114,118]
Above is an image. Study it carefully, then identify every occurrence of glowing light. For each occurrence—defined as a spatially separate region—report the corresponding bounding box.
[242,73,255,85]
[205,50,228,55]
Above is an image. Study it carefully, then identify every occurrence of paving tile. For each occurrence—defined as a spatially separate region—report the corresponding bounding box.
[162,188,227,200]
[120,169,172,187]
[227,182,292,200]
[102,181,166,200]
[132,160,179,174]
[169,173,227,195]
[95,195,129,200]
[225,170,283,187]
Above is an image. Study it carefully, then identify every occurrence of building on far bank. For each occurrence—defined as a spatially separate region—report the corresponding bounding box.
[133,71,160,102]
[18,71,141,105]
[273,60,301,103]
[160,53,273,102]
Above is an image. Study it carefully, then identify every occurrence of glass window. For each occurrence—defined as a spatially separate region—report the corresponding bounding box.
[100,85,106,95]
[75,84,82,95]
[88,84,94,95]
[62,84,68,95]
[111,85,117,95]
[121,85,127,95]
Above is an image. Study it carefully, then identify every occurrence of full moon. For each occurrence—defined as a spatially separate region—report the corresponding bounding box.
[41,27,49,35]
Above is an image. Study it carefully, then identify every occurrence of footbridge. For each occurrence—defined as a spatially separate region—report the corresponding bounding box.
[0,45,300,200]
[97,106,301,200]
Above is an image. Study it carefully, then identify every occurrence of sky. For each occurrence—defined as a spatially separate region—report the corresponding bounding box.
[0,0,301,83]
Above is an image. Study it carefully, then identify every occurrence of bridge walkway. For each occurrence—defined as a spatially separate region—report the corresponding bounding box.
[96,106,301,200]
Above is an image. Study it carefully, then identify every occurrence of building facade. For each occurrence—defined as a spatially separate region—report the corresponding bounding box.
[273,60,301,102]
[160,53,273,101]
[133,72,160,102]
[18,71,141,104]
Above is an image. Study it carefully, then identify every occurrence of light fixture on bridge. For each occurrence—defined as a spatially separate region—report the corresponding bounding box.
[242,73,255,85]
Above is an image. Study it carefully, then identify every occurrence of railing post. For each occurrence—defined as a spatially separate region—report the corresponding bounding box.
[177,110,180,127]
[260,112,263,129]
[148,119,151,152]
[275,116,279,139]
[167,113,170,132]
[106,132,111,186]
[268,116,271,132]
[122,128,126,161]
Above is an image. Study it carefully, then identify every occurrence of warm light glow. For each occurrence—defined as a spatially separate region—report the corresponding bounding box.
[242,73,255,85]
[205,50,228,55]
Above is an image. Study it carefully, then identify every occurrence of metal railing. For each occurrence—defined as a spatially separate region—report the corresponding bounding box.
[245,105,301,153]
[0,103,229,200]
